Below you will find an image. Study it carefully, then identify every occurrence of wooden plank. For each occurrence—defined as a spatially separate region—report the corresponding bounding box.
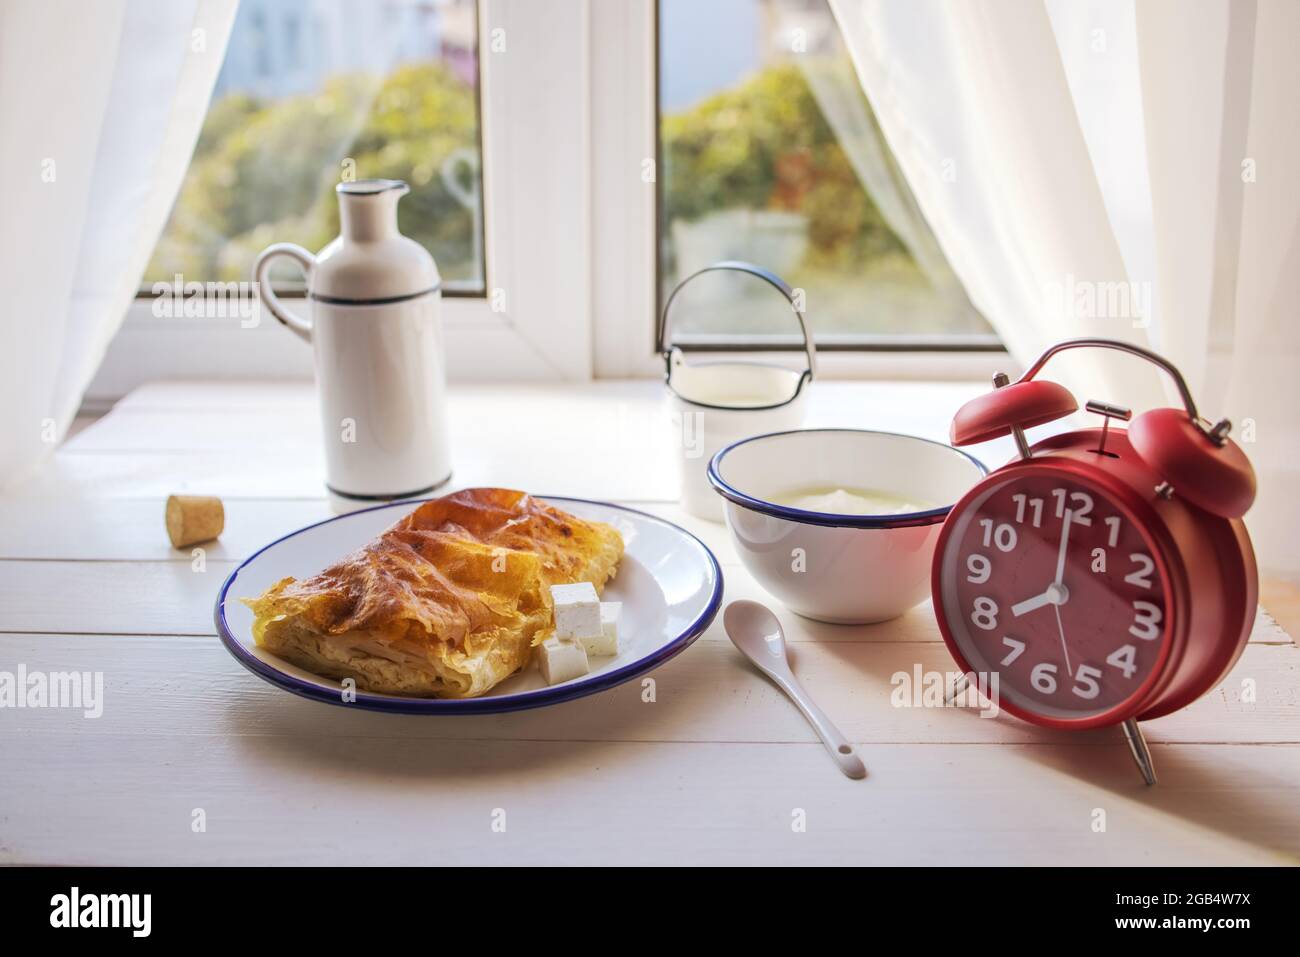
[4,484,1291,654]
[1,633,1294,745]
[0,498,733,563]
[7,450,331,501]
[32,384,685,501]
[0,730,1293,865]
[112,379,319,412]
[75,384,687,451]
[2,553,1290,653]
[65,408,319,452]
[0,562,236,635]
[0,499,336,562]
[37,378,1008,503]
[108,377,992,441]
[0,492,1289,658]
[13,448,682,502]
[22,446,684,503]
[0,551,947,645]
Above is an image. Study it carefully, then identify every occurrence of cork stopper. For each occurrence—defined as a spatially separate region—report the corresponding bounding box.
[165,495,224,549]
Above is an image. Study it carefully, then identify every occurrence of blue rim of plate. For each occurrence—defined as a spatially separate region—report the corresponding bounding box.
[214,496,724,715]
[707,428,988,529]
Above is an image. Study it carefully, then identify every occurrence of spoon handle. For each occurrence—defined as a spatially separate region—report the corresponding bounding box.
[771,670,867,780]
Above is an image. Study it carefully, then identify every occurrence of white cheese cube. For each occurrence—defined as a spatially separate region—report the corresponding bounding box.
[550,582,601,640]
[577,602,621,657]
[537,637,589,685]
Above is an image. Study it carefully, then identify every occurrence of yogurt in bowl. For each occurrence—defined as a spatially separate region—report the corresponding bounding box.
[708,429,987,624]
[772,486,936,516]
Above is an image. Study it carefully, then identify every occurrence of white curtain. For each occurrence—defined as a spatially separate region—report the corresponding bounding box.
[796,53,984,335]
[830,0,1300,576]
[0,0,237,486]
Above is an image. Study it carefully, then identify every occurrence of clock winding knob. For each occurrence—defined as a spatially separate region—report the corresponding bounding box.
[1085,399,1131,457]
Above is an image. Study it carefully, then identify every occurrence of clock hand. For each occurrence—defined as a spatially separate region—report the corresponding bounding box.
[1054,508,1073,586]
[1051,508,1074,674]
[1011,590,1054,617]
[1053,602,1073,675]
[1006,508,1077,670]
[1011,582,1069,618]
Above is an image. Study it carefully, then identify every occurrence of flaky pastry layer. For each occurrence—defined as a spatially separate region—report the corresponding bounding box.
[243,488,624,697]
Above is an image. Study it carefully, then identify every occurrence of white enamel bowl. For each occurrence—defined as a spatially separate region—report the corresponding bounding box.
[708,429,987,624]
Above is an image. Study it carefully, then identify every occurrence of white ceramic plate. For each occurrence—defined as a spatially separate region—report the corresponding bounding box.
[215,497,723,713]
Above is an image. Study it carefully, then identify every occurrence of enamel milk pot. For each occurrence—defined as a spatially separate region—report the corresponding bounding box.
[254,179,452,511]
[659,260,816,521]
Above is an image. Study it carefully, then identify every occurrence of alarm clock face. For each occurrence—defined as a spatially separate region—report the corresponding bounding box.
[938,471,1171,722]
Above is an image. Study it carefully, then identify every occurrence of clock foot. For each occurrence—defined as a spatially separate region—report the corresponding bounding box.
[1121,718,1158,786]
[945,672,972,705]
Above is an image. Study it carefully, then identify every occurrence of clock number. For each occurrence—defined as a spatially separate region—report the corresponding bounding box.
[1071,664,1102,700]
[1106,644,1138,679]
[1030,662,1058,694]
[1104,516,1121,548]
[995,524,1017,552]
[971,596,999,631]
[1012,494,1043,527]
[1000,635,1026,666]
[1052,488,1094,526]
[1130,600,1163,641]
[966,553,991,584]
[1125,553,1155,589]
[979,519,1017,553]
[1051,488,1065,518]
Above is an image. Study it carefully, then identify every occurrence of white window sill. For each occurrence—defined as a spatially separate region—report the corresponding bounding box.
[56,376,1013,505]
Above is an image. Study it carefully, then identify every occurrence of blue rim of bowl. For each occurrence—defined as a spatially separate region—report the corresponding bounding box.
[707,428,988,529]
[214,496,724,715]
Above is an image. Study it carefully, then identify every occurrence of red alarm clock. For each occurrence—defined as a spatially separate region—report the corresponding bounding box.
[932,338,1257,784]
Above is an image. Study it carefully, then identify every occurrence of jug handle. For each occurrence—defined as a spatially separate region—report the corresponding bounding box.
[254,243,315,343]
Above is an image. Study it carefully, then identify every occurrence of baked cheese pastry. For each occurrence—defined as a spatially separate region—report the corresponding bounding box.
[242,488,624,698]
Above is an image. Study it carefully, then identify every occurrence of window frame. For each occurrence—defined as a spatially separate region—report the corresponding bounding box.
[91,0,596,403]
[88,0,1008,406]
[617,0,1005,379]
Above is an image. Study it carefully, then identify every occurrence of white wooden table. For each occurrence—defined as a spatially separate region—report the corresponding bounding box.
[1,379,1297,865]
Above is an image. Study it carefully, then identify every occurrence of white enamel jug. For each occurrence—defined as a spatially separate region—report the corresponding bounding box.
[253,179,452,511]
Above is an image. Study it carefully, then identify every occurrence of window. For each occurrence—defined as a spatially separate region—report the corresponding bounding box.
[657,0,996,349]
[93,1,1000,406]
[96,0,595,404]
[143,0,485,296]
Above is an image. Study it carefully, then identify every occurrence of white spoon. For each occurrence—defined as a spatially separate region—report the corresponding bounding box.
[723,599,867,780]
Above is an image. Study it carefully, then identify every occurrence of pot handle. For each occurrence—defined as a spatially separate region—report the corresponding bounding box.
[657,260,816,385]
[253,243,315,343]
